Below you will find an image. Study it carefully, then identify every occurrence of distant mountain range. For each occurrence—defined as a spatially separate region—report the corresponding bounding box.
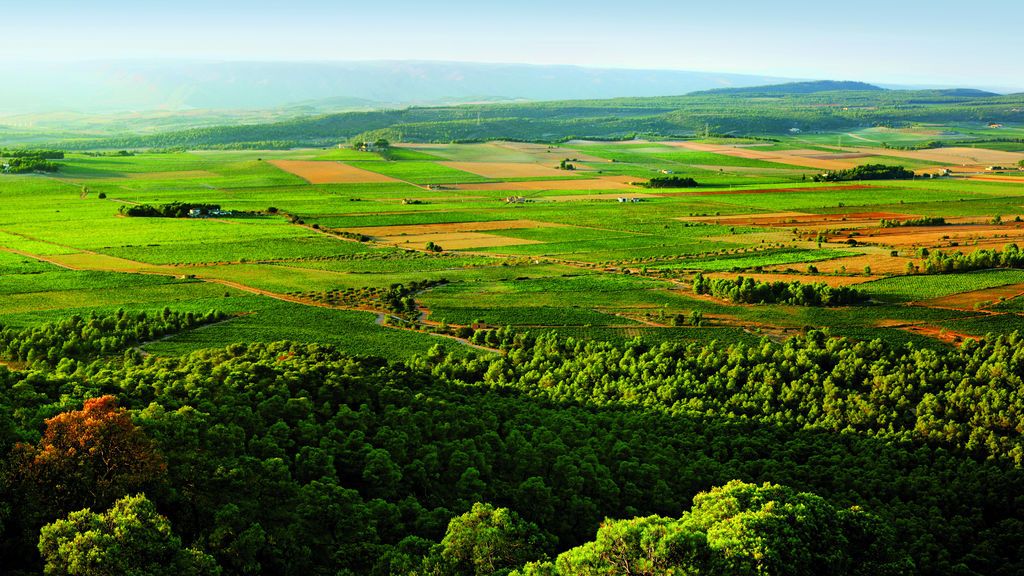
[1,60,808,114]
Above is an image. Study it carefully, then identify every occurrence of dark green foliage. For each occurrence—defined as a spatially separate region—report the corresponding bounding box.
[424,502,554,576]
[1,329,1024,573]
[118,202,224,218]
[922,244,1024,274]
[520,480,909,576]
[813,164,914,182]
[879,217,947,228]
[38,494,220,576]
[643,175,699,188]
[693,273,869,306]
[2,157,59,173]
[0,149,65,159]
[0,308,227,367]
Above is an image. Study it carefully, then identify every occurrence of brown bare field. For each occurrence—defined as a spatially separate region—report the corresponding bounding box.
[946,215,1024,225]
[344,219,567,238]
[781,254,917,275]
[440,161,569,178]
[383,232,541,250]
[938,239,1024,252]
[898,324,973,345]
[663,141,864,170]
[840,146,1024,167]
[843,224,1024,247]
[450,176,637,191]
[920,283,1024,310]
[269,160,400,184]
[703,271,878,286]
[967,175,1024,183]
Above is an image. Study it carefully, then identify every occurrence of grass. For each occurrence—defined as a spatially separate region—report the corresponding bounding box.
[143,298,471,359]
[653,248,854,271]
[860,270,1024,301]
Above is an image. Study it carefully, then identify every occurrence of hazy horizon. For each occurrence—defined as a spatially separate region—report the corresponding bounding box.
[2,0,1021,92]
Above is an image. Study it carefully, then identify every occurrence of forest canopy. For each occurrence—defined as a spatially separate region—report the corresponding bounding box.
[0,312,1022,574]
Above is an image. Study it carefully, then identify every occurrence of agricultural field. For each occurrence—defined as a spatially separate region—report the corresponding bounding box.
[1,134,1023,358]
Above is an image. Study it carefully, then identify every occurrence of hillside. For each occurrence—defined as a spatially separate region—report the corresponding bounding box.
[59,87,1024,149]
[695,80,885,95]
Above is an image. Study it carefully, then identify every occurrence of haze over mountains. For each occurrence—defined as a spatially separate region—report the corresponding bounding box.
[2,60,809,114]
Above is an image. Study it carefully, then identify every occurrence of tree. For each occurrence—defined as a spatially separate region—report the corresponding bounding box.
[38,494,220,576]
[539,481,910,576]
[425,502,553,576]
[15,396,166,516]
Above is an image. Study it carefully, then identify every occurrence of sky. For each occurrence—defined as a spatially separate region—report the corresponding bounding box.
[1,0,1020,91]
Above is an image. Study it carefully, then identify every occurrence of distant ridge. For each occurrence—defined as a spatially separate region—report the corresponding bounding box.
[696,80,885,95]
[926,88,1000,98]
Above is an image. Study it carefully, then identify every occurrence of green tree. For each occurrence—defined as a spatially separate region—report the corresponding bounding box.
[425,502,553,576]
[539,481,910,576]
[38,494,220,576]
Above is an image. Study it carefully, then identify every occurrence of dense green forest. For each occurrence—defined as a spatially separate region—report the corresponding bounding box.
[1,309,1023,574]
[55,87,1024,149]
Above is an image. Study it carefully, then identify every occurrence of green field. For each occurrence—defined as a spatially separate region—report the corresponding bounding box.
[0,135,1022,358]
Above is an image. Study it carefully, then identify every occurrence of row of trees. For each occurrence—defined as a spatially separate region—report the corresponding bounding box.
[2,157,60,174]
[693,273,869,306]
[642,175,699,188]
[880,217,946,228]
[920,244,1024,274]
[813,164,914,182]
[0,309,226,368]
[118,202,224,218]
[0,149,64,159]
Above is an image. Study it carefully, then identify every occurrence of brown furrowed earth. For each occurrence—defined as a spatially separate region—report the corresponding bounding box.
[917,282,1024,310]
[270,160,401,184]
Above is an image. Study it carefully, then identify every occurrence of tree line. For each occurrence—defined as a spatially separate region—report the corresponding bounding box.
[693,273,870,306]
[920,244,1024,274]
[119,202,225,218]
[0,308,227,368]
[880,217,946,228]
[813,164,915,182]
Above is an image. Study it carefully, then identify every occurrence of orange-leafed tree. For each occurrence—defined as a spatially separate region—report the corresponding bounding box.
[15,395,166,516]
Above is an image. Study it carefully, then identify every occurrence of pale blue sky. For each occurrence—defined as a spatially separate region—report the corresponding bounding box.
[2,0,1020,90]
